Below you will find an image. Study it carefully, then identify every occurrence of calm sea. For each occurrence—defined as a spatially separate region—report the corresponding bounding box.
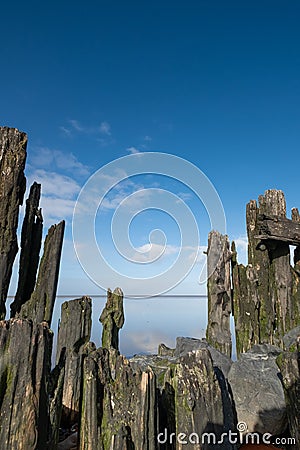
[52,295,208,357]
[7,295,236,359]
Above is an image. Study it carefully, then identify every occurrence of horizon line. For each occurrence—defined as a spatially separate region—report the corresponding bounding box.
[7,294,208,299]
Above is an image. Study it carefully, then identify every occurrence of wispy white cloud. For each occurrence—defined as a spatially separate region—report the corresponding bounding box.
[26,169,81,225]
[30,147,90,176]
[132,243,179,262]
[59,119,113,141]
[28,169,81,199]
[25,142,91,227]
[99,121,111,136]
[59,126,72,136]
[130,243,207,266]
[39,197,76,224]
[69,119,84,132]
[187,245,207,263]
[144,135,152,142]
[176,192,193,203]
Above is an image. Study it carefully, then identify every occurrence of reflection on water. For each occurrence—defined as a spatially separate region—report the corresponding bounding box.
[52,295,208,357]
[7,294,236,359]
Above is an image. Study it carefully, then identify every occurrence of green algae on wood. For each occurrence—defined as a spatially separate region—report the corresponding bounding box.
[18,220,65,326]
[232,190,300,356]
[206,231,232,357]
[100,287,124,351]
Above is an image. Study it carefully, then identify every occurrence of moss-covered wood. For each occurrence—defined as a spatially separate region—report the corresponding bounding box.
[232,190,300,356]
[56,296,92,425]
[163,349,235,450]
[231,244,260,354]
[11,182,43,317]
[0,127,27,319]
[206,231,232,357]
[0,319,52,449]
[100,287,124,350]
[18,220,65,326]
[80,347,157,450]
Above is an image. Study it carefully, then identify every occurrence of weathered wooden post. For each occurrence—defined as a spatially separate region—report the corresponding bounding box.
[206,230,232,357]
[231,241,261,354]
[48,347,66,449]
[18,220,65,326]
[56,296,93,425]
[80,348,157,450]
[0,319,53,449]
[0,127,27,319]
[232,189,300,355]
[100,287,124,350]
[11,182,43,317]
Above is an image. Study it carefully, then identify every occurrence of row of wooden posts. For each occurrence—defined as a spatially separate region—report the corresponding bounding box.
[0,127,299,449]
[206,189,300,357]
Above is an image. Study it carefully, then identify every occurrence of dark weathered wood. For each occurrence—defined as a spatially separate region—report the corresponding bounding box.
[48,347,66,449]
[233,189,300,355]
[11,182,43,317]
[166,350,232,449]
[292,208,300,267]
[246,195,275,347]
[231,243,260,354]
[0,127,27,319]
[256,214,300,246]
[18,220,65,326]
[0,319,52,449]
[277,340,300,450]
[100,287,124,350]
[206,231,232,357]
[56,296,93,425]
[80,348,157,450]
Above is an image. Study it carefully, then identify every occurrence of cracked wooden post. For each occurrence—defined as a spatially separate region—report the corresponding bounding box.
[56,296,93,425]
[48,347,66,449]
[11,182,43,317]
[231,241,260,355]
[0,319,53,449]
[80,348,157,450]
[18,220,65,326]
[0,127,27,319]
[232,189,300,356]
[206,231,232,357]
[100,287,124,351]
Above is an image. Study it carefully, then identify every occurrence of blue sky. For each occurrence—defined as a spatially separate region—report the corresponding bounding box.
[2,1,300,296]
